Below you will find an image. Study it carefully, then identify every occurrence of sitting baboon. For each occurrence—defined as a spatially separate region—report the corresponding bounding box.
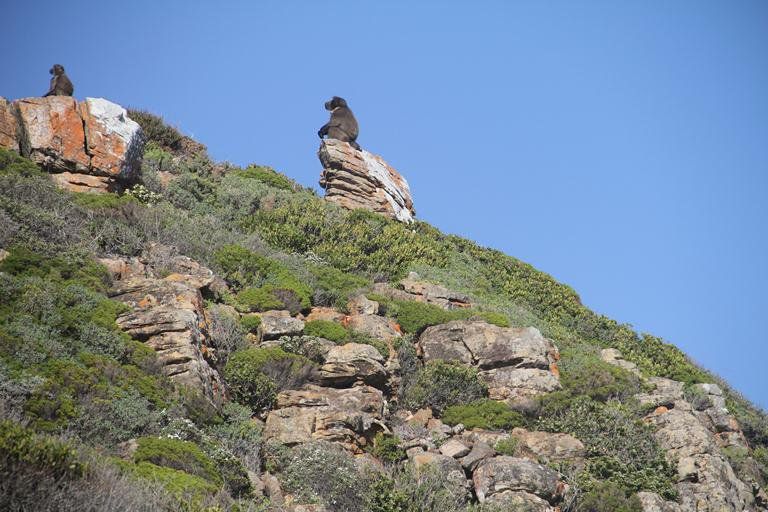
[318,96,361,151]
[43,64,74,97]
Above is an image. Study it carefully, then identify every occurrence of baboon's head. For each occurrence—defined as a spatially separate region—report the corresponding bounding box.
[325,96,348,111]
[50,64,65,76]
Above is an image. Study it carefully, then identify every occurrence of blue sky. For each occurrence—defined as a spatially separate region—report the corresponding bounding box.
[3,1,766,408]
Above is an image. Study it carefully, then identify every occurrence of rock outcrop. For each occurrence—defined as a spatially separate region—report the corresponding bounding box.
[263,384,386,453]
[101,245,225,406]
[473,456,565,509]
[372,272,472,310]
[318,138,415,223]
[418,321,561,407]
[0,96,143,192]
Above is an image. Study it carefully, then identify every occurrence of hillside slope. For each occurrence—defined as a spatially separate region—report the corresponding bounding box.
[0,108,766,512]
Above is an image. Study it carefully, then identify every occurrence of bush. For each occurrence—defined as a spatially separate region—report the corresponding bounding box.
[238,314,262,333]
[127,110,184,151]
[402,360,487,414]
[442,399,525,430]
[370,432,406,464]
[0,148,44,177]
[133,436,222,485]
[71,192,137,209]
[0,246,111,292]
[123,461,219,502]
[224,347,315,411]
[234,165,298,191]
[559,347,642,402]
[280,441,368,512]
[380,298,510,335]
[0,420,85,479]
[303,319,348,343]
[576,481,643,512]
[234,285,284,313]
[537,394,676,499]
[494,437,518,456]
[308,264,369,309]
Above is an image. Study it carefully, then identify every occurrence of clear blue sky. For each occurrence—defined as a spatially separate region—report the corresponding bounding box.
[3,1,766,409]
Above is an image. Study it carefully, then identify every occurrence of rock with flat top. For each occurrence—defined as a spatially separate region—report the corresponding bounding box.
[318,343,387,388]
[318,138,415,223]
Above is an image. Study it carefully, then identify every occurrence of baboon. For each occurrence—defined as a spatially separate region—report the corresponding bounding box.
[43,64,74,97]
[318,96,361,151]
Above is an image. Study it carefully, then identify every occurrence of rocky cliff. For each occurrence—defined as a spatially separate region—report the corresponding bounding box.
[0,102,766,512]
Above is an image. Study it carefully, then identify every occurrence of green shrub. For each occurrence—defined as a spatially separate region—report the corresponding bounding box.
[239,314,261,333]
[494,437,518,456]
[537,394,677,499]
[234,165,297,191]
[127,110,184,151]
[70,191,137,209]
[0,420,85,479]
[370,433,405,464]
[223,347,315,410]
[402,360,487,414]
[380,298,509,335]
[0,246,111,292]
[348,330,390,358]
[576,481,643,512]
[0,148,44,177]
[442,399,525,430]
[133,437,222,485]
[559,347,642,402]
[303,319,348,343]
[308,264,369,309]
[234,285,284,313]
[124,461,219,502]
[214,244,311,313]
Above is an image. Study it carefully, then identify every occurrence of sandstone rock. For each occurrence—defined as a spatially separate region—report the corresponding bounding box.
[600,348,642,376]
[111,276,225,405]
[80,98,143,180]
[407,408,433,427]
[304,307,346,323]
[510,428,585,464]
[348,294,379,315]
[482,367,561,404]
[318,343,387,388]
[636,377,685,408]
[473,456,563,505]
[16,96,90,172]
[318,138,415,223]
[141,243,216,290]
[261,472,284,506]
[0,96,144,193]
[420,321,557,370]
[459,440,495,472]
[636,491,683,512]
[346,313,401,341]
[400,272,471,309]
[0,97,18,151]
[439,438,471,458]
[264,385,385,453]
[258,311,305,341]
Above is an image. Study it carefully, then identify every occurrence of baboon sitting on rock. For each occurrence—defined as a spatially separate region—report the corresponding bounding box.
[44,64,74,97]
[318,96,361,151]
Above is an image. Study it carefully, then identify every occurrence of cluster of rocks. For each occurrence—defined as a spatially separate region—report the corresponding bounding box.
[318,138,415,223]
[101,244,226,405]
[0,96,144,193]
[600,350,767,511]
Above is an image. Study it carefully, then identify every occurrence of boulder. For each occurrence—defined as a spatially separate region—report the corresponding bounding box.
[636,491,683,512]
[439,438,471,458]
[459,440,496,472]
[0,96,144,193]
[399,272,471,309]
[304,307,346,323]
[318,343,387,388]
[348,295,379,315]
[258,311,305,341]
[264,385,385,453]
[318,138,415,223]
[111,276,225,405]
[346,313,401,341]
[482,368,560,404]
[472,456,563,505]
[600,348,642,376]
[636,377,685,408]
[510,428,585,464]
[0,97,18,151]
[412,452,470,498]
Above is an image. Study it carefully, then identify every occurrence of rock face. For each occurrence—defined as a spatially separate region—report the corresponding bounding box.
[318,138,415,223]
[0,96,143,192]
[418,321,561,407]
[263,384,386,453]
[318,343,387,388]
[472,456,564,509]
[102,246,225,406]
[372,272,472,310]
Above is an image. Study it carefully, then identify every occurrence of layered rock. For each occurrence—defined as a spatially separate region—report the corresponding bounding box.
[263,384,386,453]
[372,272,472,310]
[103,246,225,406]
[318,138,415,223]
[318,343,387,388]
[473,456,565,509]
[0,96,143,192]
[418,321,561,407]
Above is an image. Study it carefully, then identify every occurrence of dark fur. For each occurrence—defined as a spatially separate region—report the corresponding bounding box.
[318,96,361,151]
[44,64,74,97]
